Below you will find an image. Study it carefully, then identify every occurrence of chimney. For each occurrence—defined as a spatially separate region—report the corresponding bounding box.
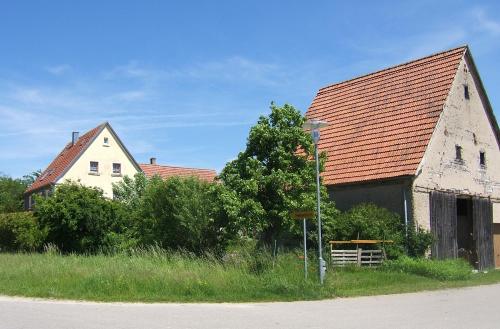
[150,157,157,165]
[72,131,79,145]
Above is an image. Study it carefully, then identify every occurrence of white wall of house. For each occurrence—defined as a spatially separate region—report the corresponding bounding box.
[57,126,140,198]
[412,55,500,229]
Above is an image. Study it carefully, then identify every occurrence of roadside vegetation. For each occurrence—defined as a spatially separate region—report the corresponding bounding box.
[0,249,498,302]
[0,103,497,302]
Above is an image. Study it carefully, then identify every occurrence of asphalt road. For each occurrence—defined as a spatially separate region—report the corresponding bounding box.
[1,284,499,329]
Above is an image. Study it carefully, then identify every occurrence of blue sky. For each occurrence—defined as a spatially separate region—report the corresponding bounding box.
[1,0,499,178]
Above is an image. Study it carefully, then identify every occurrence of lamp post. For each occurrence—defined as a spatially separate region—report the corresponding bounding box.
[303,119,328,284]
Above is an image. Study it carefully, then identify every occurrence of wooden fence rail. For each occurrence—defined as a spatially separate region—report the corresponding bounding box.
[330,248,385,267]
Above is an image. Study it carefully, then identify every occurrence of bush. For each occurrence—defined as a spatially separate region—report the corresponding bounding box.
[328,203,405,258]
[0,175,27,213]
[406,222,433,257]
[383,256,472,280]
[0,212,46,251]
[135,176,231,253]
[34,182,133,253]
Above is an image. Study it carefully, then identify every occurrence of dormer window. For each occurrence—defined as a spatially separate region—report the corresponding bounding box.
[480,151,486,167]
[455,145,463,162]
[464,85,470,100]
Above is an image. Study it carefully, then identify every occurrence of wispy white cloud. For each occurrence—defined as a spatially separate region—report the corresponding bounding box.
[472,8,500,36]
[108,90,148,102]
[45,64,72,75]
[103,56,289,87]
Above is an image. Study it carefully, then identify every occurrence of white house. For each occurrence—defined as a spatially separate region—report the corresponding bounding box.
[25,122,218,209]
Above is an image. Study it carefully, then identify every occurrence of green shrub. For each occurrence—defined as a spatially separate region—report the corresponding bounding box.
[34,182,133,253]
[135,176,230,253]
[328,203,405,258]
[406,223,434,257]
[383,256,472,280]
[0,212,46,251]
[0,175,27,213]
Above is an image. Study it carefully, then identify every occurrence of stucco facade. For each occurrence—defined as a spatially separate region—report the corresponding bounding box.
[58,126,140,197]
[412,55,500,229]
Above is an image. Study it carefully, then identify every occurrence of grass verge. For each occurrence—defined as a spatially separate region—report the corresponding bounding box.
[0,251,499,302]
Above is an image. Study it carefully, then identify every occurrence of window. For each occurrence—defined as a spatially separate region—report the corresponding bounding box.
[90,161,99,173]
[455,145,463,162]
[103,137,109,146]
[480,151,486,167]
[112,163,121,175]
[464,85,470,100]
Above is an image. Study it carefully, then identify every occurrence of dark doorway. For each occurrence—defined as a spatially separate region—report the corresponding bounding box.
[456,198,477,266]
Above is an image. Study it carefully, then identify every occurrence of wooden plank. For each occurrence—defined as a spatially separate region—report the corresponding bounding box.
[473,197,494,270]
[329,240,394,244]
[350,240,394,244]
[430,191,458,259]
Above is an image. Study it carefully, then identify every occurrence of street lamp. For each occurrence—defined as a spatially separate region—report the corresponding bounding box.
[303,119,328,284]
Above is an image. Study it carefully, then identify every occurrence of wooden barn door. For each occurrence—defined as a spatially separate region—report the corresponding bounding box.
[430,191,458,259]
[473,197,494,270]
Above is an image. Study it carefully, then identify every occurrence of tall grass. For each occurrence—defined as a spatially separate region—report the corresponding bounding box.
[383,256,472,281]
[0,249,498,302]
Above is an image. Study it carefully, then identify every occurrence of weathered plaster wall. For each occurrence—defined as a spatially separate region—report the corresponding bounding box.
[329,178,413,221]
[58,126,140,197]
[413,56,500,228]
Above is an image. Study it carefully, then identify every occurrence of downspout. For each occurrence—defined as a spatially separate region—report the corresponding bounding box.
[403,187,409,240]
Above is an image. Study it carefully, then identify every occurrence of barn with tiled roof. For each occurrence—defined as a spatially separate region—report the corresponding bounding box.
[307,46,500,269]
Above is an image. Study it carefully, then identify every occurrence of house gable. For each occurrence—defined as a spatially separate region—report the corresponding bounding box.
[413,53,500,197]
[58,124,141,197]
[412,51,500,229]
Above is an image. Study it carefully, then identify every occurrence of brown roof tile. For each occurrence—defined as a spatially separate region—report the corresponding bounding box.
[26,123,106,193]
[140,164,217,182]
[306,46,467,185]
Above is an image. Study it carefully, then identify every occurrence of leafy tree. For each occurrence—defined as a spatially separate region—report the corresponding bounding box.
[22,169,42,186]
[0,175,28,213]
[112,172,148,209]
[0,212,47,251]
[34,182,133,252]
[218,103,339,246]
[113,174,232,253]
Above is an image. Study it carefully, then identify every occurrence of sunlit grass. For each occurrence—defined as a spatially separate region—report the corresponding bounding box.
[0,249,499,302]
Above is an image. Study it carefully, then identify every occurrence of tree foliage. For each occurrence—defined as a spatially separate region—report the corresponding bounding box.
[34,182,132,252]
[113,175,232,253]
[0,175,28,213]
[218,103,339,246]
[330,203,406,258]
[0,212,46,251]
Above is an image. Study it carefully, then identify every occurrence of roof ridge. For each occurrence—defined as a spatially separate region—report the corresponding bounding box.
[140,163,216,172]
[25,122,106,193]
[318,45,467,93]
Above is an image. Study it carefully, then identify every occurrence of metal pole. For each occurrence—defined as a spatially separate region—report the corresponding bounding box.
[303,218,307,280]
[314,139,325,284]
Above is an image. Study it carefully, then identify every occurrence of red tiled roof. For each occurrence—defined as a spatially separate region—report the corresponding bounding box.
[306,46,467,186]
[25,123,106,193]
[140,164,217,182]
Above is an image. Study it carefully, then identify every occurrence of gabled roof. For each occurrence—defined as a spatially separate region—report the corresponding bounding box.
[306,46,468,186]
[140,163,217,182]
[26,122,141,193]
